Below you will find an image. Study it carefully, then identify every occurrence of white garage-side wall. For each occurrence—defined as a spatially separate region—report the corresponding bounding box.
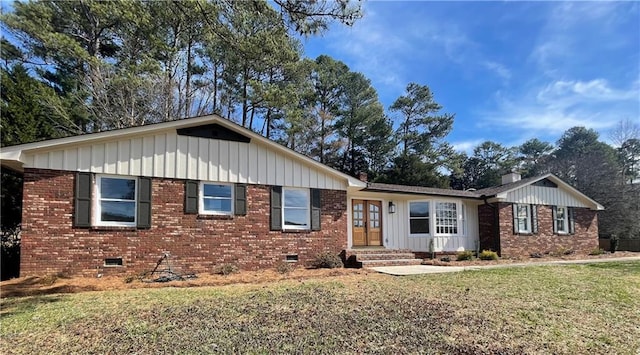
[347,191,480,252]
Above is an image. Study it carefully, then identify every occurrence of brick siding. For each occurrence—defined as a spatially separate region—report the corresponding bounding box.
[496,202,598,257]
[20,168,347,276]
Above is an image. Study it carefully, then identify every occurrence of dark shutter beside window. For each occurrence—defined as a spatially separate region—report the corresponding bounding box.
[235,184,247,216]
[552,206,558,234]
[568,207,575,234]
[185,180,198,214]
[270,186,282,231]
[137,177,152,229]
[531,204,538,234]
[310,188,321,231]
[512,204,518,234]
[74,172,92,228]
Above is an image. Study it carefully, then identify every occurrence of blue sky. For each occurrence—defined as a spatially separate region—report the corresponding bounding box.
[301,1,640,153]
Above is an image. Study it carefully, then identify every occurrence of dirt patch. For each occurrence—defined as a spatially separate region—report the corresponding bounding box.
[0,267,373,298]
[421,251,640,266]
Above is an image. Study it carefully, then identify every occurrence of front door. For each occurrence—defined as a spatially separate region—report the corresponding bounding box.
[352,200,382,246]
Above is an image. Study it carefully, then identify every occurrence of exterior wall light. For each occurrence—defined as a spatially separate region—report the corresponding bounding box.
[388,201,396,214]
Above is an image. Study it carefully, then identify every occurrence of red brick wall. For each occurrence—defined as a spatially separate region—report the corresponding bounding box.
[478,203,500,254]
[497,202,598,257]
[20,168,347,276]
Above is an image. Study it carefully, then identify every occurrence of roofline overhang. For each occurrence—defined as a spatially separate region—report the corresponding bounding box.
[0,114,366,188]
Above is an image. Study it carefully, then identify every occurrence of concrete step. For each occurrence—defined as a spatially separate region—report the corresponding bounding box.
[360,258,424,268]
[347,248,414,255]
[355,253,418,261]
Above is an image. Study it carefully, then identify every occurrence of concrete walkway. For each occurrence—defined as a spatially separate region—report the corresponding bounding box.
[370,256,640,276]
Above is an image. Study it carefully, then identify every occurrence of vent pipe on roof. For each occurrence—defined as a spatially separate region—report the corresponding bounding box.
[501,172,521,185]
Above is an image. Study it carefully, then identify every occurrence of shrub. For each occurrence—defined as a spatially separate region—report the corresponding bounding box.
[478,250,498,261]
[439,256,451,262]
[589,248,605,256]
[123,275,135,284]
[530,252,544,259]
[313,252,343,269]
[276,261,293,274]
[216,264,238,276]
[456,251,474,261]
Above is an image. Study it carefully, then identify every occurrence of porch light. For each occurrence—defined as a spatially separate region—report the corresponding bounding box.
[388,201,396,214]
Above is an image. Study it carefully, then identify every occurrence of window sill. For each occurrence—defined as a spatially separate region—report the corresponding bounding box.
[90,226,138,232]
[197,214,234,220]
[515,232,534,236]
[409,234,431,238]
[282,229,310,233]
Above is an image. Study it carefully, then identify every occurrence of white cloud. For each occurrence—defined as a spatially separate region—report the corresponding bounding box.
[452,139,485,154]
[484,79,639,135]
[482,61,512,81]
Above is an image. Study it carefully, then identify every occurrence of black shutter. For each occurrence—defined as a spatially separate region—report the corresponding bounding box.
[568,207,575,234]
[310,189,321,231]
[270,186,282,231]
[235,184,247,216]
[552,206,558,234]
[531,204,538,234]
[512,204,518,234]
[137,177,152,229]
[184,180,198,214]
[74,172,92,228]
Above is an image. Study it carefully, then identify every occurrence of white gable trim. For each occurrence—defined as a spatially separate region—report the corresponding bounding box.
[491,174,604,211]
[1,114,366,189]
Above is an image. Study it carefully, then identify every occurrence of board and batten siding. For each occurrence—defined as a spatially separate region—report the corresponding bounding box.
[22,131,347,190]
[348,193,480,252]
[505,185,590,208]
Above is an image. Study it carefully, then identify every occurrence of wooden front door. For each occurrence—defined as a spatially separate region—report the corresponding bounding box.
[352,200,383,246]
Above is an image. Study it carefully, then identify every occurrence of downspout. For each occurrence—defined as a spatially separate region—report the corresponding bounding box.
[481,195,500,256]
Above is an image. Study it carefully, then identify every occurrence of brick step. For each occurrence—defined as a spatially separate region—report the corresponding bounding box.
[360,259,424,268]
[347,248,413,255]
[355,253,418,261]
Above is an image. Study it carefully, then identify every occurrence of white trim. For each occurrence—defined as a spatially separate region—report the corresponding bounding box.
[95,174,137,227]
[492,174,604,211]
[282,187,310,230]
[0,114,366,188]
[408,200,431,237]
[407,199,467,238]
[555,206,569,234]
[199,182,233,215]
[515,204,532,234]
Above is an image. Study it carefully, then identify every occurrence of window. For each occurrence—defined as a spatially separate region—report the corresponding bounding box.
[514,204,531,233]
[96,176,137,227]
[409,201,430,235]
[200,183,233,215]
[75,173,151,229]
[283,188,310,230]
[554,206,573,234]
[435,202,458,235]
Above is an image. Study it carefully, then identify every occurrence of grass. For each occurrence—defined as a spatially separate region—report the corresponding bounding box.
[1,262,639,354]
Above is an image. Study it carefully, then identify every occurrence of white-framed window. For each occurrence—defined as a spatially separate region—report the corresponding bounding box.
[283,188,310,230]
[409,201,430,235]
[409,200,466,237]
[435,202,458,235]
[96,175,137,227]
[199,182,233,215]
[515,204,531,233]
[555,206,568,234]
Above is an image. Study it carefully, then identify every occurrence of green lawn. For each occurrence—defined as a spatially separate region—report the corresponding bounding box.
[2,262,639,354]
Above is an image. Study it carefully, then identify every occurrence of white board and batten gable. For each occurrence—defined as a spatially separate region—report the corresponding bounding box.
[0,115,365,191]
[481,174,604,211]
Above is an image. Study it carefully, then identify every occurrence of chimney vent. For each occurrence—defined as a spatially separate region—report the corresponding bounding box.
[501,172,521,185]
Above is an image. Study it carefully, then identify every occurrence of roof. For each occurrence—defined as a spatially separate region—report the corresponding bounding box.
[475,173,604,211]
[364,182,480,199]
[473,175,544,197]
[0,114,366,188]
[365,174,604,211]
